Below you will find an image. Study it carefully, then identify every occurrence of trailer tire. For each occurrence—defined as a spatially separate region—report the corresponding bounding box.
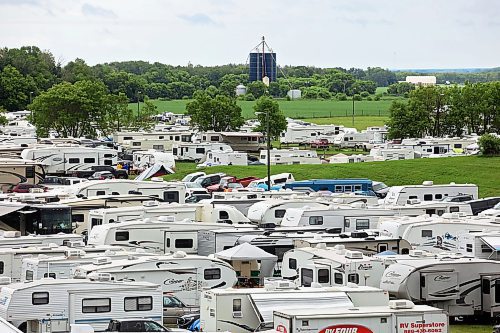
[18,322,27,333]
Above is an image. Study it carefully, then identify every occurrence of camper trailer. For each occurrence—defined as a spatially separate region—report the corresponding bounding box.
[200,283,389,333]
[273,302,448,333]
[247,199,330,226]
[0,231,82,249]
[199,150,248,167]
[378,214,500,253]
[283,178,374,195]
[380,256,500,317]
[132,150,175,169]
[281,246,386,287]
[0,278,162,332]
[383,181,479,206]
[172,142,232,162]
[279,123,343,145]
[73,253,237,306]
[0,158,45,192]
[259,148,322,165]
[199,132,264,152]
[457,231,500,260]
[20,146,118,175]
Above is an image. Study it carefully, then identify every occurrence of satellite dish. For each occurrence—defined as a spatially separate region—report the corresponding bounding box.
[262,76,270,86]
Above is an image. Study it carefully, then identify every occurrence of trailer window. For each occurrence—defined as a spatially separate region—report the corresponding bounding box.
[422,230,433,238]
[481,245,493,253]
[44,273,56,279]
[82,298,111,313]
[26,270,34,281]
[164,191,180,203]
[96,191,105,196]
[334,273,343,285]
[26,166,35,178]
[91,218,103,228]
[495,281,500,304]
[318,269,330,283]
[354,185,362,191]
[466,244,473,253]
[301,268,313,287]
[233,299,241,312]
[450,206,460,213]
[347,273,359,284]
[344,219,350,228]
[153,145,164,150]
[355,219,370,230]
[483,279,491,295]
[219,211,229,220]
[204,268,221,280]
[68,158,80,164]
[104,154,113,158]
[196,148,205,154]
[435,194,443,200]
[124,296,153,311]
[104,160,112,166]
[289,258,297,270]
[175,239,193,248]
[309,216,323,225]
[84,158,96,163]
[344,185,352,192]
[115,231,129,241]
[335,185,343,193]
[133,142,142,146]
[210,136,219,141]
[0,261,3,274]
[275,209,286,218]
[423,194,433,201]
[32,292,49,305]
[72,214,85,223]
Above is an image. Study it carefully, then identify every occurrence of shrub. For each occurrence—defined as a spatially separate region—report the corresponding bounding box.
[374,95,381,101]
[244,93,256,101]
[366,96,373,101]
[336,93,347,101]
[353,94,362,101]
[479,134,500,155]
[360,91,370,98]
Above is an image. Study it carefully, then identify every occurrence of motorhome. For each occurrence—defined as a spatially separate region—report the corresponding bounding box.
[247,199,330,226]
[378,214,500,253]
[259,148,322,165]
[283,178,375,195]
[66,179,186,203]
[132,150,175,169]
[172,142,232,162]
[20,146,118,175]
[293,232,412,255]
[199,132,264,152]
[383,181,479,205]
[73,252,237,306]
[115,130,193,147]
[273,302,448,333]
[247,173,295,190]
[281,246,386,287]
[87,202,250,231]
[380,256,500,317]
[0,278,162,332]
[200,283,389,333]
[396,137,478,157]
[0,158,45,192]
[87,219,253,253]
[198,150,248,167]
[457,231,500,260]
[280,203,397,231]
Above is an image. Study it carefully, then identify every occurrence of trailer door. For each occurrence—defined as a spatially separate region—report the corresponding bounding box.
[420,271,459,301]
[482,275,500,317]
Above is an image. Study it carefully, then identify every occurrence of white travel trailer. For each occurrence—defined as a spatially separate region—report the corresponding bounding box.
[246,199,329,226]
[132,150,175,169]
[380,256,500,317]
[0,231,82,249]
[0,243,123,282]
[87,202,249,231]
[279,123,344,145]
[20,146,118,175]
[281,204,396,231]
[383,181,478,205]
[198,150,248,167]
[66,179,186,203]
[199,132,264,152]
[22,248,154,281]
[457,231,500,260]
[200,283,389,333]
[273,302,448,333]
[73,253,237,306]
[282,246,386,287]
[0,158,45,192]
[370,146,416,161]
[259,148,322,165]
[172,142,232,162]
[334,126,388,149]
[378,214,500,253]
[87,219,253,253]
[0,278,162,332]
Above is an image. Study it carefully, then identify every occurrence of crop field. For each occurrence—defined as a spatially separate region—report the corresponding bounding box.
[165,156,500,198]
[130,97,402,120]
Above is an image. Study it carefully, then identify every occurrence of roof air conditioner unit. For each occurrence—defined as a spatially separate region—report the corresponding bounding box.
[67,241,85,248]
[65,249,85,258]
[143,201,159,207]
[345,250,363,259]
[88,272,113,282]
[389,300,415,309]
[3,231,21,238]
[173,251,187,258]
[315,243,327,250]
[422,181,434,186]
[409,250,425,257]
[93,257,112,265]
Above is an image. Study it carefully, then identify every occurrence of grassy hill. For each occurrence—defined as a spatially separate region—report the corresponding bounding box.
[164,156,500,198]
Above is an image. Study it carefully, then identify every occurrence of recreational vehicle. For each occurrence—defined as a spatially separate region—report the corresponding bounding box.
[380,256,500,317]
[273,302,448,333]
[172,142,232,162]
[199,131,264,152]
[73,253,237,306]
[132,150,175,169]
[281,246,386,287]
[200,283,389,333]
[457,231,500,260]
[283,178,375,195]
[20,146,118,175]
[0,158,45,192]
[247,199,329,226]
[383,181,479,206]
[0,278,162,332]
[333,127,388,149]
[378,214,500,253]
[259,148,322,165]
[198,150,248,167]
[0,231,82,249]
[279,123,344,145]
[247,173,295,190]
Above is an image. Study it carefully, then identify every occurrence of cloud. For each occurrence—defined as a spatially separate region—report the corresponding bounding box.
[81,3,116,18]
[0,0,40,5]
[178,13,218,26]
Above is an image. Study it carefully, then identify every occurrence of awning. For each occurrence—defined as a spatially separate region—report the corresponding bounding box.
[135,163,175,181]
[250,292,352,323]
[0,202,27,217]
[481,236,500,251]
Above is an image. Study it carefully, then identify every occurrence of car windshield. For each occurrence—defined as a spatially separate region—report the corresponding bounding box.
[493,203,500,210]
[164,295,183,307]
[372,182,388,191]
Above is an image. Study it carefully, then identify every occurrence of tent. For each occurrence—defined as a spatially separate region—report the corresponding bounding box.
[215,242,277,261]
[135,163,174,181]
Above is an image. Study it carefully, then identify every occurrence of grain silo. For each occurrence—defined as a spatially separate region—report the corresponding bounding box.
[249,36,277,83]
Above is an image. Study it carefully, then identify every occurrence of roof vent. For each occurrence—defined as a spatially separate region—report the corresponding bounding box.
[2,231,21,238]
[422,181,434,186]
[87,272,113,282]
[389,299,415,309]
[315,243,327,250]
[65,249,85,258]
[173,251,187,258]
[93,257,112,265]
[67,241,85,248]
[345,250,363,259]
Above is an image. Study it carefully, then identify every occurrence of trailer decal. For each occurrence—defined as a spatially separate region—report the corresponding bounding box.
[398,321,446,333]
[319,324,373,333]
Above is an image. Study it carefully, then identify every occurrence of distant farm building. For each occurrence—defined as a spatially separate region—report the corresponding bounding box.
[405,76,437,86]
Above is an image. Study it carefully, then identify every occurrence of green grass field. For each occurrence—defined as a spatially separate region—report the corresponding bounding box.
[131,97,401,120]
[451,324,491,333]
[165,156,500,198]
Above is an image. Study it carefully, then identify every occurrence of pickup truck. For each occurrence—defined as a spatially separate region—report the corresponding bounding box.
[163,294,198,326]
[71,165,128,179]
[310,138,330,149]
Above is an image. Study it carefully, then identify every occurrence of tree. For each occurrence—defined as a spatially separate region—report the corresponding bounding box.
[365,67,397,87]
[0,106,8,126]
[479,134,500,156]
[186,91,244,132]
[30,80,116,137]
[302,86,332,99]
[253,96,287,141]
[61,58,95,83]
[246,81,267,98]
[104,92,133,133]
[387,82,415,96]
[134,98,157,131]
[0,65,36,111]
[386,101,428,139]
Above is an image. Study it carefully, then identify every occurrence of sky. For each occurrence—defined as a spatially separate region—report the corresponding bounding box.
[0,0,499,69]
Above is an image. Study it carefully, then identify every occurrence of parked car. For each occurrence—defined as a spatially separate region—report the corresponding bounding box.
[105,318,184,332]
[72,165,128,179]
[185,193,212,203]
[163,294,198,326]
[193,173,225,188]
[8,183,47,193]
[88,171,115,180]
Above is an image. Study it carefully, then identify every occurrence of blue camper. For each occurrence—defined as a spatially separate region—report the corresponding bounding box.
[283,178,375,196]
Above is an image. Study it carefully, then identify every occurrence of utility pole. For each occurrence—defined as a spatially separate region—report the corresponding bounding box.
[352,96,355,127]
[137,91,141,119]
[266,108,271,191]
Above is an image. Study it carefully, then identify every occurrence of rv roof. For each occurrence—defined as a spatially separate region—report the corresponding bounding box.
[3,278,159,291]
[205,285,382,295]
